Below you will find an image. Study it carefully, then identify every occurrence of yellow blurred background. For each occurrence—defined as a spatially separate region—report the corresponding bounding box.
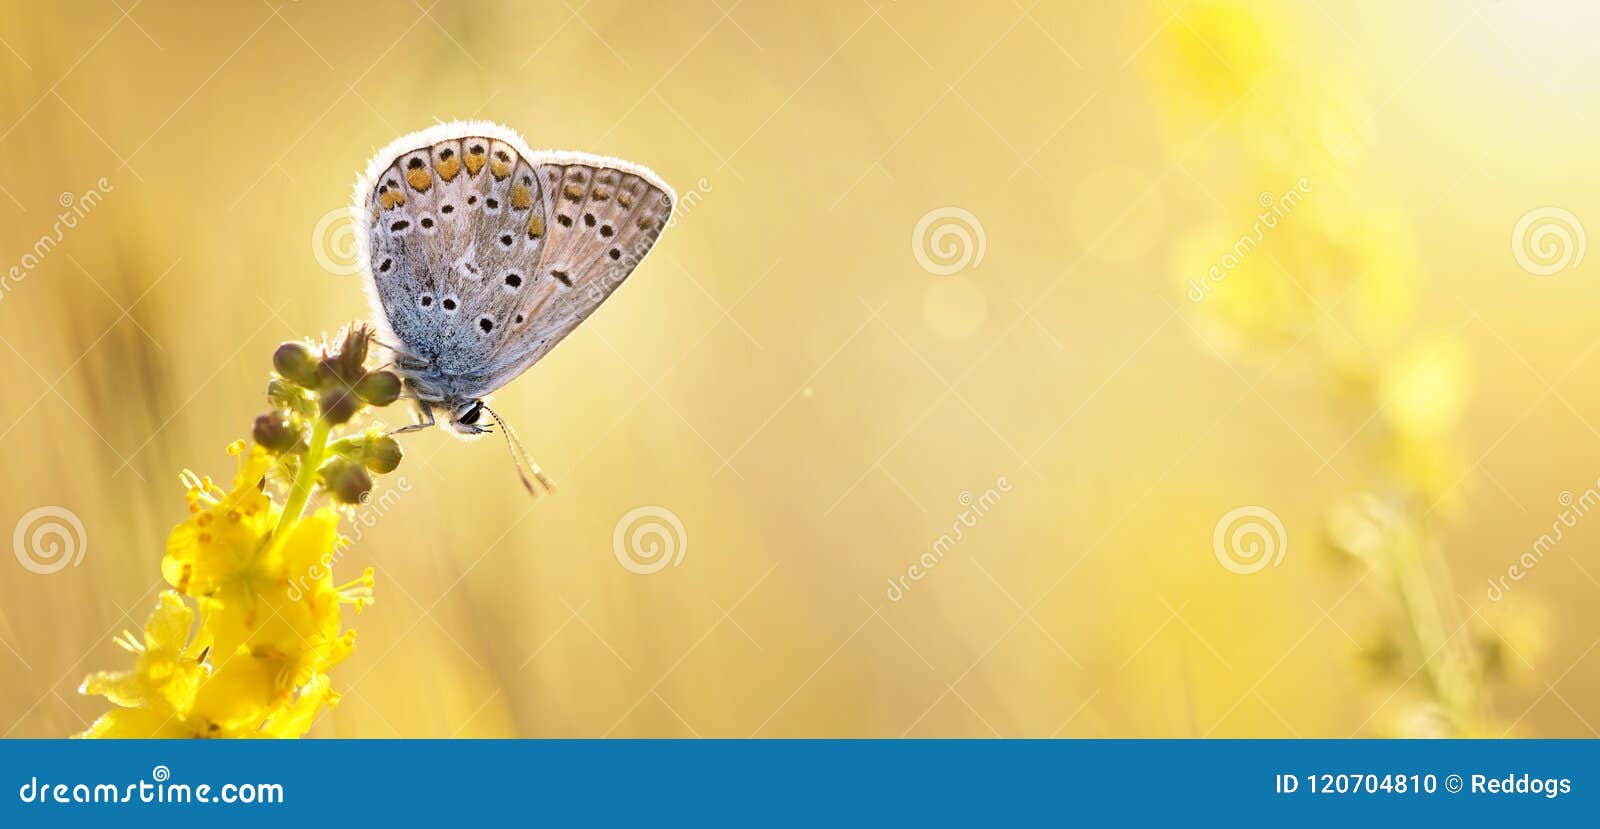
[2,0,1599,737]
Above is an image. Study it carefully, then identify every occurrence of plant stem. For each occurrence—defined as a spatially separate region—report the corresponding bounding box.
[1392,517,1474,723]
[274,415,330,538]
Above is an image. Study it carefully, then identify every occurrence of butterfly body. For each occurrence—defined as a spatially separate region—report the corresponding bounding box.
[353,121,674,441]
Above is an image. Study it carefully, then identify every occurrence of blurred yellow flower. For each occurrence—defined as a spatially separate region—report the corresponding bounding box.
[1142,0,1287,132]
[1148,0,1530,737]
[1380,335,1473,441]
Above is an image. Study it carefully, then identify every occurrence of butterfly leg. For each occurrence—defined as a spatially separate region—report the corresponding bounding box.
[389,399,437,435]
[369,337,430,371]
[367,334,415,357]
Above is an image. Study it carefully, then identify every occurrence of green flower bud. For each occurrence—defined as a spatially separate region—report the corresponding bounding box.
[364,435,403,473]
[273,342,321,389]
[336,325,371,379]
[319,458,373,505]
[267,378,316,418]
[252,412,300,453]
[317,357,358,391]
[355,370,402,407]
[319,388,361,425]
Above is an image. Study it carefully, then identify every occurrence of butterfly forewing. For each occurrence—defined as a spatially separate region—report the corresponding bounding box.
[358,122,673,401]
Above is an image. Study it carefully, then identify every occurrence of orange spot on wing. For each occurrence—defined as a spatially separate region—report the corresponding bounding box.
[435,157,462,181]
[405,168,433,191]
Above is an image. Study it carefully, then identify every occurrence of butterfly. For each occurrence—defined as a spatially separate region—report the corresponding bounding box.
[353,120,674,492]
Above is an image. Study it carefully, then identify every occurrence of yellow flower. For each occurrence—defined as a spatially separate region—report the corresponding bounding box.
[162,443,278,597]
[82,466,360,737]
[80,325,399,739]
[198,508,346,672]
[162,444,370,703]
[78,591,206,716]
[257,674,341,739]
[76,707,203,739]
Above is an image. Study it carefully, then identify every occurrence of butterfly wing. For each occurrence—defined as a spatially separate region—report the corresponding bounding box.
[355,122,673,400]
[358,135,448,369]
[470,153,674,396]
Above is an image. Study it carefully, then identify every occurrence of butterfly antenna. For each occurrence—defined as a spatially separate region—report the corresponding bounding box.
[482,404,556,496]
